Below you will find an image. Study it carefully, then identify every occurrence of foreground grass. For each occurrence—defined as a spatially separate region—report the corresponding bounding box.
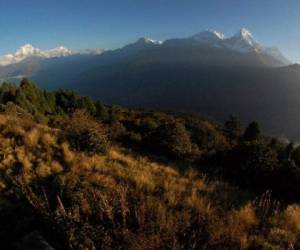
[0,115,299,249]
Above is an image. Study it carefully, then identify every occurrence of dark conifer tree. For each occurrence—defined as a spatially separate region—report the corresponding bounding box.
[243,122,260,141]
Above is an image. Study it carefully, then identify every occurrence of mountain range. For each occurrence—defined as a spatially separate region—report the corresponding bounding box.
[0,44,108,66]
[0,28,290,74]
[2,28,300,141]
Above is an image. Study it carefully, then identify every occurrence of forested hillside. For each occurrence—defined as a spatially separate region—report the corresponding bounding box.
[0,79,300,249]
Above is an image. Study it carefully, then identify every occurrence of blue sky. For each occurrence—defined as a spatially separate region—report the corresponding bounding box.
[0,0,300,62]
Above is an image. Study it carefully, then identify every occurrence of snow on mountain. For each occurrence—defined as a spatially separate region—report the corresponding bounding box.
[131,30,290,66]
[163,28,266,53]
[136,37,163,45]
[0,28,289,67]
[190,30,225,43]
[15,44,42,58]
[224,28,263,52]
[0,44,73,66]
[169,28,288,64]
[45,46,73,57]
[121,37,163,52]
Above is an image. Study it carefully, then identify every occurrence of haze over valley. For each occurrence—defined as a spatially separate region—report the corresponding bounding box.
[0,28,299,140]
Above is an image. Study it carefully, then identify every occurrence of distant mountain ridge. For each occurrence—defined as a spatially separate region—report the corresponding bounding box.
[0,28,290,67]
[164,28,290,65]
[2,28,300,141]
[0,44,72,66]
[0,44,107,66]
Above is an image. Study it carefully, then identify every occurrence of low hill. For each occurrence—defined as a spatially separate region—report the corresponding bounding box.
[0,113,300,249]
[0,80,300,248]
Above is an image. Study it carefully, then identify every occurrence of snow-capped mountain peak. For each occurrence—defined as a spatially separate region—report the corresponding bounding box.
[0,44,73,66]
[0,28,290,67]
[191,30,225,41]
[163,27,289,65]
[46,46,73,57]
[15,44,41,57]
[234,28,253,39]
[137,37,162,45]
[231,28,260,48]
[212,30,225,40]
[225,27,262,52]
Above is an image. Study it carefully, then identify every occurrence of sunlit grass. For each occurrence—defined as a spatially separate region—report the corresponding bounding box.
[0,114,299,249]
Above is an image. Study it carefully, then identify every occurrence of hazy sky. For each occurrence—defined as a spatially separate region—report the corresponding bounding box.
[0,0,299,62]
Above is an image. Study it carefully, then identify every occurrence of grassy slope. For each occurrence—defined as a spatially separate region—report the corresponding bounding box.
[0,114,299,249]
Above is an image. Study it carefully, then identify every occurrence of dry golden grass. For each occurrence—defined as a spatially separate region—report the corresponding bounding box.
[0,114,299,249]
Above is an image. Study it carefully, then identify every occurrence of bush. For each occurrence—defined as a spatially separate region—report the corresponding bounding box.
[150,121,194,159]
[243,122,261,141]
[216,141,279,190]
[62,110,109,155]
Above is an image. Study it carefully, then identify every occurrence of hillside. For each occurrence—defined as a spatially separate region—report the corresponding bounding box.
[0,79,300,249]
[1,113,300,250]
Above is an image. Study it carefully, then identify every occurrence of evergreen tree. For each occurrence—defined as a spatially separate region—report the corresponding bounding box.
[243,122,260,141]
[224,115,242,144]
[95,101,110,122]
[153,121,193,158]
[76,96,96,114]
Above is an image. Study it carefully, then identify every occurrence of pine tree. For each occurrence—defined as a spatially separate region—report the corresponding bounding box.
[243,122,260,141]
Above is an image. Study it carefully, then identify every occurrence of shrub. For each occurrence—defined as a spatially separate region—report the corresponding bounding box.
[224,115,242,146]
[243,122,261,141]
[152,121,194,159]
[61,110,109,155]
[221,141,279,189]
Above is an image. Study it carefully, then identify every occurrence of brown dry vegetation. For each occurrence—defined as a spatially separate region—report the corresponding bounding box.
[0,114,299,249]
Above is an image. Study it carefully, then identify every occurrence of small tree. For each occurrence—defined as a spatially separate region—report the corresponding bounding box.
[225,141,278,188]
[94,101,110,122]
[224,115,242,144]
[152,121,193,159]
[243,122,260,141]
[76,96,96,114]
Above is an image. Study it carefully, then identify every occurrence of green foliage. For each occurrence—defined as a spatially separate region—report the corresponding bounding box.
[94,100,111,122]
[153,121,194,158]
[186,118,228,153]
[55,89,78,113]
[76,96,96,114]
[0,82,17,103]
[15,78,55,116]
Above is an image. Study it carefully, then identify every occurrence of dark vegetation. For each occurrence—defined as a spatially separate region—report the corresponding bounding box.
[0,79,300,249]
